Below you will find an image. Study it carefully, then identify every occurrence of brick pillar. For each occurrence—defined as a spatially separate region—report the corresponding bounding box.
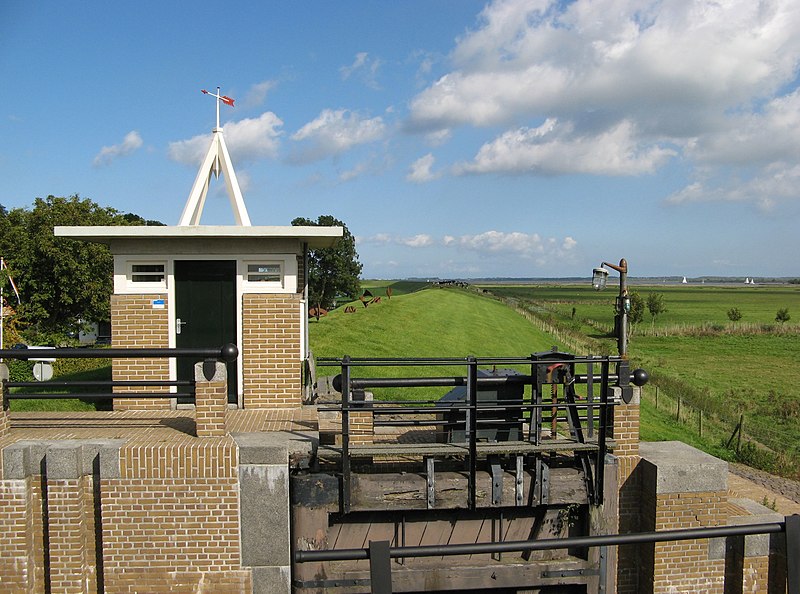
[44,445,97,593]
[349,408,374,445]
[639,441,728,594]
[195,361,227,437]
[614,386,642,593]
[0,363,10,437]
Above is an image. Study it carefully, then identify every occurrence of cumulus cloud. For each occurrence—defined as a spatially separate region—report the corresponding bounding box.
[445,230,577,260]
[407,153,440,182]
[406,0,800,192]
[168,112,283,165]
[289,109,386,163]
[456,119,676,176]
[358,233,435,248]
[93,131,143,167]
[410,0,799,133]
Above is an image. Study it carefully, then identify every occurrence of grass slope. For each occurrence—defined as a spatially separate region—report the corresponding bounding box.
[310,287,560,400]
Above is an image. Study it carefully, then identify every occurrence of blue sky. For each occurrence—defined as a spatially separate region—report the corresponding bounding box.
[1,0,799,279]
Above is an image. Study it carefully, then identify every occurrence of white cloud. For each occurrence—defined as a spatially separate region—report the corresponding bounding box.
[407,153,440,183]
[445,230,578,264]
[457,118,676,175]
[290,109,386,163]
[401,234,434,248]
[665,162,800,211]
[93,131,143,167]
[405,0,800,188]
[243,80,277,108]
[168,112,283,165]
[410,0,800,133]
[340,52,383,89]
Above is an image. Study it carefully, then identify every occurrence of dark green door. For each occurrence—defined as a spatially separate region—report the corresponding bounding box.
[175,260,237,404]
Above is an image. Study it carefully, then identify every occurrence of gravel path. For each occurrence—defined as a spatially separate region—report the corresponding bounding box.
[729,463,800,505]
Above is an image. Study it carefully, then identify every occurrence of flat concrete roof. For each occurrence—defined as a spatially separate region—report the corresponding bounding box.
[55,225,343,249]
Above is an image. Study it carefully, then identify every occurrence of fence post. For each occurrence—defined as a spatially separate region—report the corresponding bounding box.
[699,410,703,437]
[0,363,9,437]
[677,396,681,422]
[786,515,800,594]
[737,414,743,454]
[655,386,659,410]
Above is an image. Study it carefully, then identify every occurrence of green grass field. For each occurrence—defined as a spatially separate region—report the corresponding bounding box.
[483,282,800,474]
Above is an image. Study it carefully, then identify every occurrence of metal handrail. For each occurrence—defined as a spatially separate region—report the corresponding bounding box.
[1,344,239,400]
[324,353,638,513]
[294,516,800,594]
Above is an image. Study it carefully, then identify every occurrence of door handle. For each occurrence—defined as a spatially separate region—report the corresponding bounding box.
[176,318,188,335]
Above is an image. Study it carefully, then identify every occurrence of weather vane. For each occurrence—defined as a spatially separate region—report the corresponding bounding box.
[201,87,235,129]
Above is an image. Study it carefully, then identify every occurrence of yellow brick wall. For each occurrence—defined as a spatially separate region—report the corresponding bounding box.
[0,479,37,590]
[242,293,302,408]
[615,399,642,593]
[642,490,727,593]
[102,438,247,592]
[111,294,171,410]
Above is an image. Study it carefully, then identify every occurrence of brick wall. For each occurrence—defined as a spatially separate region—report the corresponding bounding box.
[111,294,171,410]
[242,293,302,408]
[103,438,247,592]
[639,442,728,594]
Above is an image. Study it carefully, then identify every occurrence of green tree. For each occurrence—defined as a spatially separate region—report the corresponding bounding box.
[291,215,362,310]
[0,195,159,337]
[727,307,742,323]
[627,291,645,335]
[775,308,791,324]
[646,292,667,328]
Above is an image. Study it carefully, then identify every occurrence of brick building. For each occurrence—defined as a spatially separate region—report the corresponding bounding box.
[55,108,342,411]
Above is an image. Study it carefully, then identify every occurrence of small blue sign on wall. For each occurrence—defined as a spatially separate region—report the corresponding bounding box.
[152,299,166,309]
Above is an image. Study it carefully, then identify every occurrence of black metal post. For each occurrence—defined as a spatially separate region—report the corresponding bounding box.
[595,359,610,504]
[341,355,352,515]
[368,540,392,594]
[788,514,800,594]
[467,356,478,511]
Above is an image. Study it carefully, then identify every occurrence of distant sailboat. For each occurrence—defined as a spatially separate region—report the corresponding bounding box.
[682,276,688,284]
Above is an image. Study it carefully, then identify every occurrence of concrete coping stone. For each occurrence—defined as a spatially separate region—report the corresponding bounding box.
[233,431,317,466]
[639,440,727,494]
[3,439,125,480]
[194,360,226,383]
[708,498,784,559]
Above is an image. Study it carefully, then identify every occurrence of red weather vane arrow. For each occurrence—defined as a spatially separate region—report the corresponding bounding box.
[201,86,235,129]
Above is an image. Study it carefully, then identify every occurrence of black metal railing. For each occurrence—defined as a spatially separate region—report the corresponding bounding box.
[294,514,800,594]
[1,344,238,402]
[317,352,647,513]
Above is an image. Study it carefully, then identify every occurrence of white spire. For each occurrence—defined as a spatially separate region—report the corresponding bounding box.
[178,87,252,226]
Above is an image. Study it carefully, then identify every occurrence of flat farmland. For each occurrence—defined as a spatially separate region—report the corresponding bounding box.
[484,283,800,473]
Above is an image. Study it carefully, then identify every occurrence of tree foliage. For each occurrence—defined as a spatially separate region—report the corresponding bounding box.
[646,292,667,327]
[291,215,362,310]
[627,291,645,331]
[727,307,742,322]
[775,307,791,324]
[0,195,161,337]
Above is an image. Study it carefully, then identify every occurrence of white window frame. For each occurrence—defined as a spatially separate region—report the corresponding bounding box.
[241,255,296,293]
[123,260,167,292]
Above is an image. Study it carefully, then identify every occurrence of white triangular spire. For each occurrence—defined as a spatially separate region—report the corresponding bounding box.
[179,87,251,226]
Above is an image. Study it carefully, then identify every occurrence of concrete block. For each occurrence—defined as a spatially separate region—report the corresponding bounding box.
[251,566,291,594]
[45,443,82,479]
[194,360,226,383]
[233,431,316,465]
[240,464,290,567]
[3,439,124,479]
[639,441,727,494]
[707,498,783,559]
